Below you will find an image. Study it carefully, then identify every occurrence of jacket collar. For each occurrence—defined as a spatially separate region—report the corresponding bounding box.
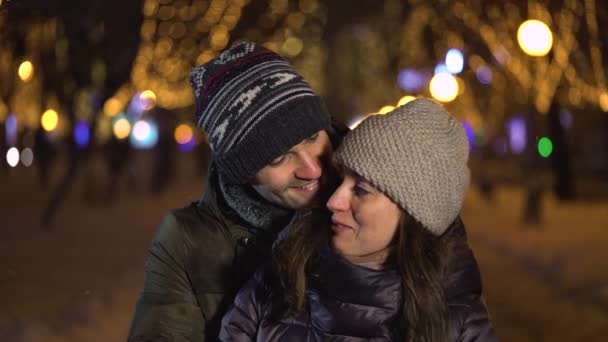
[310,248,402,310]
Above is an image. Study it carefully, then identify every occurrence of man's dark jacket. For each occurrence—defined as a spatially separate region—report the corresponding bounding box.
[128,165,292,341]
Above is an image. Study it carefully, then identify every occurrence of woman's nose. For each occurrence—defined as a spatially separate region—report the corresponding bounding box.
[327,184,349,212]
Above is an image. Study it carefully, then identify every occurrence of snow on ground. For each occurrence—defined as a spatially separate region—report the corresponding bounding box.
[1,159,607,341]
[462,186,608,341]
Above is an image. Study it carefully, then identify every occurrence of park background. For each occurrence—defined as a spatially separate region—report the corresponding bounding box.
[1,0,608,340]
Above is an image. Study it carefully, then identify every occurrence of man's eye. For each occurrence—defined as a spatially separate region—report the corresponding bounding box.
[269,155,286,166]
[306,133,319,142]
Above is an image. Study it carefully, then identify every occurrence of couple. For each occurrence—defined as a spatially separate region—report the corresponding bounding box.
[128,42,497,341]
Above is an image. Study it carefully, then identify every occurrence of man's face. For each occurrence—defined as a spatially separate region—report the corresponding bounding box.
[252,130,333,210]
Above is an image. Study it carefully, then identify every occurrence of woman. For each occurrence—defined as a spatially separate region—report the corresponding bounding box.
[220,98,497,341]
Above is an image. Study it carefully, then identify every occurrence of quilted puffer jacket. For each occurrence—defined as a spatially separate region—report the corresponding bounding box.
[220,220,498,341]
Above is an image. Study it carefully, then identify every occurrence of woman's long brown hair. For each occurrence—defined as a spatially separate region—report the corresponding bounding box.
[268,209,449,342]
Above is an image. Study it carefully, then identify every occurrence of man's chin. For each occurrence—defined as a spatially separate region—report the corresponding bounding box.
[284,195,322,210]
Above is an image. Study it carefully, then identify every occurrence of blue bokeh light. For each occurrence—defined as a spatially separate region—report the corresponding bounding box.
[434,63,450,75]
[397,69,425,93]
[178,136,197,153]
[6,114,17,146]
[461,120,475,149]
[445,49,464,74]
[74,120,90,149]
[507,116,527,154]
[476,66,493,85]
[130,119,158,149]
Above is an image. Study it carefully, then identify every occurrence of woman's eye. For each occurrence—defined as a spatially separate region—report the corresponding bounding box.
[353,185,369,197]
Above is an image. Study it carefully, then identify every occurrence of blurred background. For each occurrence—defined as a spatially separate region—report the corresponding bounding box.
[1,0,607,340]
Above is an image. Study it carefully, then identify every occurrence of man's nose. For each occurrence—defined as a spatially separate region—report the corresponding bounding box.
[294,152,322,180]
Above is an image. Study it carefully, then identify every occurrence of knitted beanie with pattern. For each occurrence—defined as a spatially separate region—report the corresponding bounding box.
[189,41,331,183]
[333,98,470,235]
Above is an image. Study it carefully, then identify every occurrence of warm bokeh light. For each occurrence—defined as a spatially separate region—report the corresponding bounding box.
[6,147,19,167]
[174,124,194,145]
[210,25,229,50]
[397,95,416,107]
[538,137,554,158]
[378,105,395,115]
[0,99,7,122]
[282,37,304,57]
[517,20,553,57]
[103,97,123,117]
[600,92,608,112]
[18,61,34,82]
[112,117,132,140]
[139,90,157,111]
[41,109,59,132]
[429,73,459,102]
[20,148,34,167]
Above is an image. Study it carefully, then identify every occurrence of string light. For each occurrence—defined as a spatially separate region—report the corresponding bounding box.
[41,109,59,132]
[174,124,194,144]
[377,105,395,115]
[6,147,19,167]
[20,148,34,167]
[397,95,416,107]
[517,20,553,57]
[430,73,459,102]
[18,61,34,82]
[112,115,131,140]
[538,137,554,158]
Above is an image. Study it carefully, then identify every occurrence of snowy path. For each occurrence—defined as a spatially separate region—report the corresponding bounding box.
[1,165,607,341]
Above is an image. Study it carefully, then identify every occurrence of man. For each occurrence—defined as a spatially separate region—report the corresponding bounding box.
[128,41,340,341]
[128,42,486,341]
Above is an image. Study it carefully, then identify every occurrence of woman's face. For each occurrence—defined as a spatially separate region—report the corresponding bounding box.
[326,167,402,264]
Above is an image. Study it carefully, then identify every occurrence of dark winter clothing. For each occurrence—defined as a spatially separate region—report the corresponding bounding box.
[127,164,293,342]
[127,116,490,341]
[127,120,346,342]
[220,218,497,341]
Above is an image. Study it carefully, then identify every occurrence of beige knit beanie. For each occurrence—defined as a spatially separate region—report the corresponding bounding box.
[333,98,470,235]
